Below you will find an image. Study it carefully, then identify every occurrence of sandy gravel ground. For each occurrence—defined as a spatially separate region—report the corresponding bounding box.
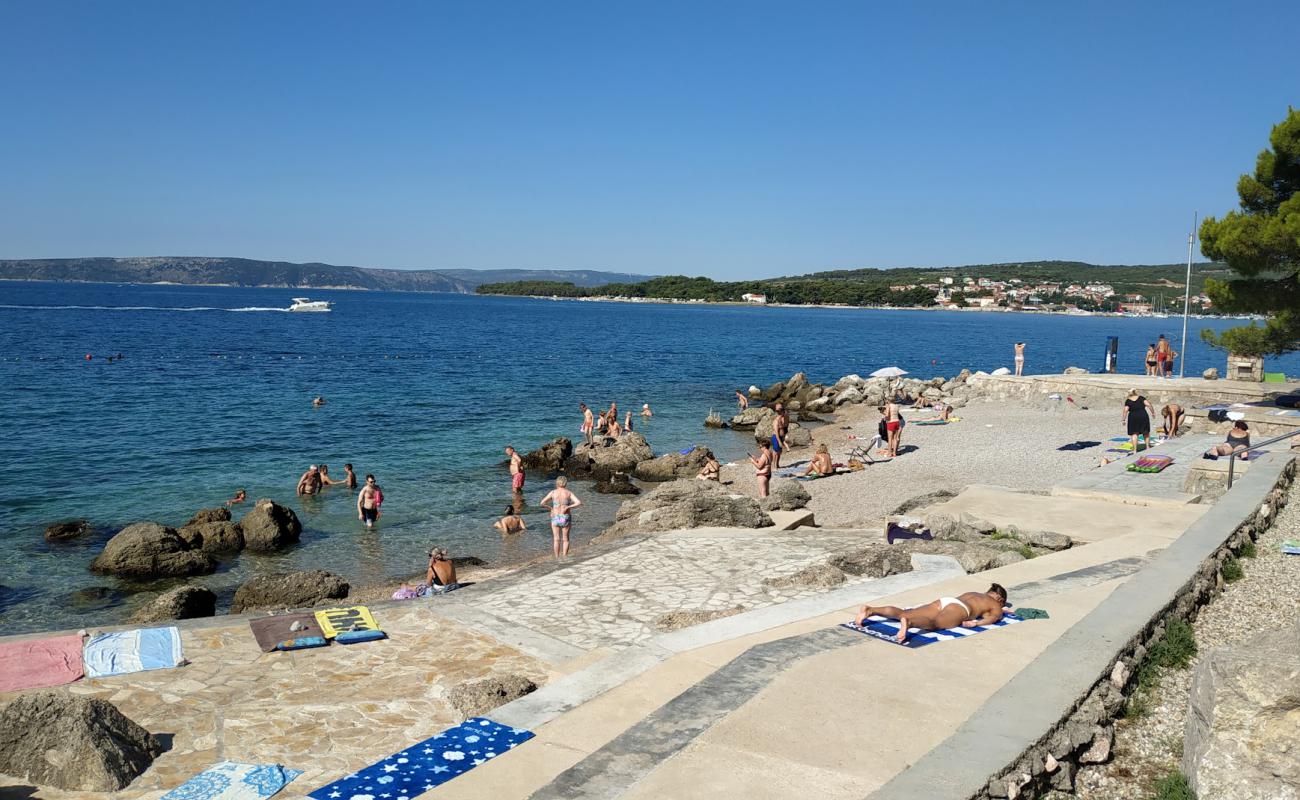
[720,398,1125,526]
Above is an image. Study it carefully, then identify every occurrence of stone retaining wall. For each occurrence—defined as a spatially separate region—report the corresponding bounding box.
[978,457,1296,799]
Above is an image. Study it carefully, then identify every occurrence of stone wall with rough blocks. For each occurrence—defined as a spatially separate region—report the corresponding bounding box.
[975,457,1296,800]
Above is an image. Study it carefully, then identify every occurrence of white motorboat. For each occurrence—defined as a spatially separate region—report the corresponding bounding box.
[288,297,331,312]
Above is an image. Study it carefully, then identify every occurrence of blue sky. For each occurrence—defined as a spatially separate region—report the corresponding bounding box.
[1,1,1295,279]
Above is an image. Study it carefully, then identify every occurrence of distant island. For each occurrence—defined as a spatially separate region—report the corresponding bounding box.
[0,257,655,293]
[477,260,1232,314]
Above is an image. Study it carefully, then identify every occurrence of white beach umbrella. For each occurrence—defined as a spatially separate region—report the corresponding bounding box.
[870,366,909,378]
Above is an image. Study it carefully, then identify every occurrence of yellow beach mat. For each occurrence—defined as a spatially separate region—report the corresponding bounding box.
[314,605,380,638]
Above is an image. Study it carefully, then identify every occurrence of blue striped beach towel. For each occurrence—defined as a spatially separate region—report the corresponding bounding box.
[840,613,1023,649]
[83,626,184,678]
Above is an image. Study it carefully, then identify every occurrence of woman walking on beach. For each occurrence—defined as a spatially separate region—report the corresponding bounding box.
[1122,389,1156,453]
[539,476,582,558]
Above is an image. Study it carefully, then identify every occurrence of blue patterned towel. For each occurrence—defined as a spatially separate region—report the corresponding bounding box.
[161,761,302,800]
[84,626,183,678]
[840,613,1023,649]
[307,717,534,799]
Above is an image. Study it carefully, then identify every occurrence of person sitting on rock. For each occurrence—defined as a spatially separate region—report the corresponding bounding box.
[853,583,1008,643]
[494,505,527,533]
[697,454,721,482]
[395,547,460,598]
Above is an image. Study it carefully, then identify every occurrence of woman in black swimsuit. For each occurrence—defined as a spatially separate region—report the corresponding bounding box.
[1122,389,1156,453]
[1205,421,1251,459]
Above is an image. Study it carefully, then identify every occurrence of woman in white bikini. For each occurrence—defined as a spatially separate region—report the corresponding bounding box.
[1014,342,1026,377]
[854,583,1009,643]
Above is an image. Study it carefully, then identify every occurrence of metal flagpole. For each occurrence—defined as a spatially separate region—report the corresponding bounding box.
[1180,212,1198,379]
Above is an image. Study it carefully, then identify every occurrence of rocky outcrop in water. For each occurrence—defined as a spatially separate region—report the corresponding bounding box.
[89,522,217,578]
[130,585,218,623]
[0,692,162,792]
[520,437,572,473]
[599,480,772,539]
[184,507,231,526]
[230,569,349,613]
[44,519,92,542]
[593,473,640,494]
[633,447,715,482]
[238,499,302,552]
[178,520,245,553]
[564,433,655,480]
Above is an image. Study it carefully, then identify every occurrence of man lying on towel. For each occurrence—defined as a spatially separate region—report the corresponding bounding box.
[853,583,1008,643]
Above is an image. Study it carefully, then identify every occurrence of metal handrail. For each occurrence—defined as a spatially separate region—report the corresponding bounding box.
[1226,427,1300,488]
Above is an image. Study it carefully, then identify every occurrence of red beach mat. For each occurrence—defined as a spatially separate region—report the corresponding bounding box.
[0,634,84,692]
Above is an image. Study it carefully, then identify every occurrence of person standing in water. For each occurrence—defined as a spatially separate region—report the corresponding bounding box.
[735,390,749,411]
[494,505,527,534]
[505,446,525,494]
[342,463,358,489]
[357,474,381,528]
[1014,342,1025,377]
[296,465,322,496]
[539,476,582,558]
[580,403,595,445]
[641,403,653,418]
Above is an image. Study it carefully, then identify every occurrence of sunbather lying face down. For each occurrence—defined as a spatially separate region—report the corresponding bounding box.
[854,583,1009,643]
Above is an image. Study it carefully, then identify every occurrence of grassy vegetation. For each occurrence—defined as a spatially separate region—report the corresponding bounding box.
[1240,540,1257,558]
[1221,555,1244,582]
[1016,543,1036,560]
[1148,769,1197,800]
[1124,618,1198,718]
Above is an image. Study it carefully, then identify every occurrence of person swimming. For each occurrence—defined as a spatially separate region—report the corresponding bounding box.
[494,505,527,533]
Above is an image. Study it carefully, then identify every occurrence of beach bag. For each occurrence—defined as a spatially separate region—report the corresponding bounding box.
[1208,409,1229,423]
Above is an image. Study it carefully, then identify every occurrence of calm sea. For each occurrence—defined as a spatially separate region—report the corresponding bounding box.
[2,281,1296,633]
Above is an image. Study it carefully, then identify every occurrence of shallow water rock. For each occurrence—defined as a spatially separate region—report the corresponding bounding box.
[760,480,811,511]
[601,480,772,539]
[230,569,349,613]
[89,522,217,578]
[67,586,129,612]
[0,692,161,792]
[130,585,217,623]
[1184,622,1300,799]
[44,519,92,542]
[564,432,654,480]
[520,437,572,473]
[633,447,715,482]
[655,605,745,631]
[184,507,231,527]
[729,406,773,429]
[239,499,302,552]
[703,410,727,428]
[178,520,244,553]
[448,674,537,720]
[763,563,846,589]
[760,381,785,402]
[593,473,640,494]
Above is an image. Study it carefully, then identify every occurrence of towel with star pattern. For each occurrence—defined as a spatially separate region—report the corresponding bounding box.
[307,717,534,799]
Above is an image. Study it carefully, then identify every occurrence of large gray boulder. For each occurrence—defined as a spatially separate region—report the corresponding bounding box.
[760,480,811,511]
[129,585,218,623]
[178,520,245,553]
[230,569,349,613]
[1184,623,1300,799]
[633,447,715,482]
[448,674,538,720]
[520,437,572,473]
[564,432,654,480]
[729,406,773,430]
[89,522,217,578]
[828,547,915,578]
[238,499,302,552]
[0,692,162,792]
[600,480,773,539]
[44,519,92,542]
[184,507,231,526]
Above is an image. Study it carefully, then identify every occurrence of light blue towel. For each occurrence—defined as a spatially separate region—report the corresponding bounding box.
[162,761,302,800]
[84,626,183,678]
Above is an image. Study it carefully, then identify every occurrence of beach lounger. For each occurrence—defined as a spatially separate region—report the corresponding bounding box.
[847,434,887,464]
[0,634,85,692]
[161,761,302,800]
[306,717,534,799]
[840,612,1023,649]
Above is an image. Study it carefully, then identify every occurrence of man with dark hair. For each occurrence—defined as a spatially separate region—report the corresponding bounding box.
[854,584,1009,643]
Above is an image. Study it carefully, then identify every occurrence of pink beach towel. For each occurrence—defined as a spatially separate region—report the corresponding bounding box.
[0,634,85,692]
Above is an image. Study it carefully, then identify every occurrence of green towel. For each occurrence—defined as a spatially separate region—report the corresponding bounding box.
[1264,372,1286,383]
[1015,607,1050,620]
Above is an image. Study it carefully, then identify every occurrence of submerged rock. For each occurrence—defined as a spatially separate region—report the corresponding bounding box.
[229,569,349,613]
[130,585,218,623]
[0,692,161,792]
[239,499,302,552]
[448,675,538,720]
[184,507,231,527]
[89,522,217,579]
[44,519,92,542]
[600,480,772,539]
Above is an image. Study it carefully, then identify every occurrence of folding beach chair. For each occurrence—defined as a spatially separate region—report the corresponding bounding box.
[847,434,886,464]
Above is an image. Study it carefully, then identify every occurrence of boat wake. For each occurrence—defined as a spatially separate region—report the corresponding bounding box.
[0,304,291,312]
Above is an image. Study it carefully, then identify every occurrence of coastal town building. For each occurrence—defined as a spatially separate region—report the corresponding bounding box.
[741,292,767,304]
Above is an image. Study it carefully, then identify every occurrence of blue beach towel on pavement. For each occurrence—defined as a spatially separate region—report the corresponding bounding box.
[84,626,183,678]
[161,761,302,800]
[840,613,1023,649]
[307,717,534,799]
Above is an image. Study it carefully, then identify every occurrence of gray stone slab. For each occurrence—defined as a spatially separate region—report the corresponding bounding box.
[1052,434,1218,507]
[431,602,588,664]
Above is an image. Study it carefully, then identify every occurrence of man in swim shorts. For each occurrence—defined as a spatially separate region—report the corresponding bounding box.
[881,400,902,457]
[854,583,1008,643]
[771,403,789,468]
[539,476,582,558]
[505,446,525,494]
[357,474,381,528]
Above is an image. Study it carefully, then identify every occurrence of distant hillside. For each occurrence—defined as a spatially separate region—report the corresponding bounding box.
[0,258,659,293]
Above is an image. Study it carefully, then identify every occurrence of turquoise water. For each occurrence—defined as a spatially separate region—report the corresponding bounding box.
[1,281,1295,633]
